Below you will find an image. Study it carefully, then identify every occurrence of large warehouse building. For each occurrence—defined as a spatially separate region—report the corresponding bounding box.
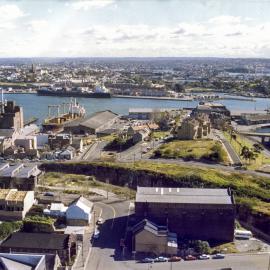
[64,110,118,135]
[135,187,235,242]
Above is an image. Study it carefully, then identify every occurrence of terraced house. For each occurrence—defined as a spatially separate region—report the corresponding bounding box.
[0,188,34,221]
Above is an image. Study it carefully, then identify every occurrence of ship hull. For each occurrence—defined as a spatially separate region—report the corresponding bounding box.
[37,89,111,98]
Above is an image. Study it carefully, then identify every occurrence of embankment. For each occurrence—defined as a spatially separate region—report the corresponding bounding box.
[40,161,270,242]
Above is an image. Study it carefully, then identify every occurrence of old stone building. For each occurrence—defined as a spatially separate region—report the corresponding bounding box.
[135,187,235,242]
[0,101,23,131]
[175,115,211,140]
[132,219,178,256]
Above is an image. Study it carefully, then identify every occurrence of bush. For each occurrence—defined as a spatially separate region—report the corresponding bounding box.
[193,240,211,254]
[23,215,55,233]
[0,221,22,240]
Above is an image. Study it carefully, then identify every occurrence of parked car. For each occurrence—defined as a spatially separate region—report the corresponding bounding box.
[93,229,100,239]
[168,256,182,262]
[140,258,154,263]
[154,256,168,262]
[96,217,104,225]
[185,255,197,261]
[198,254,210,260]
[43,192,54,197]
[212,253,225,259]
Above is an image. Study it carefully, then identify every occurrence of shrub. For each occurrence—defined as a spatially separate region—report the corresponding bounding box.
[193,240,211,254]
[0,221,22,240]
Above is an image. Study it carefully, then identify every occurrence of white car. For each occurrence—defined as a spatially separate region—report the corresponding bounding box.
[93,229,100,239]
[212,253,225,259]
[96,218,103,225]
[198,254,210,260]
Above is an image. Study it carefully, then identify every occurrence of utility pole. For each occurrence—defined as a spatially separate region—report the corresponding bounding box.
[106,178,109,199]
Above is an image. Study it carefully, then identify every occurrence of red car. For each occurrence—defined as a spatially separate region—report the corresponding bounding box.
[169,256,182,262]
[185,255,197,261]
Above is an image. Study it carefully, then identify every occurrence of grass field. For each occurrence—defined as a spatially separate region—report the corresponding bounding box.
[155,139,229,164]
[223,132,270,170]
[41,172,135,199]
[151,131,170,139]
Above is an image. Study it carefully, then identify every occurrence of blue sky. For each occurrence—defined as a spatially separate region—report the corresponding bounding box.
[0,0,270,57]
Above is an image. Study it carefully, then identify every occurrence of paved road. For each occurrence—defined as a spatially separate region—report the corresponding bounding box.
[79,141,108,161]
[121,253,270,270]
[116,139,163,162]
[213,129,242,166]
[86,199,132,270]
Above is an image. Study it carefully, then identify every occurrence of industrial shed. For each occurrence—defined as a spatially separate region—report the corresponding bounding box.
[135,187,235,242]
[64,110,118,135]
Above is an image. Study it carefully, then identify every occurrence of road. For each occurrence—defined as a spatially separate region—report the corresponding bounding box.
[121,253,270,270]
[86,198,132,270]
[213,129,242,166]
[79,141,108,161]
[116,139,163,162]
[82,196,270,270]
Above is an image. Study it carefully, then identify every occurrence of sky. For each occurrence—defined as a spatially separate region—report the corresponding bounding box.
[0,0,270,58]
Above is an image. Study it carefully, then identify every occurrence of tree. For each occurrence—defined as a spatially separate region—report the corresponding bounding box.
[193,240,210,254]
[240,146,257,164]
[174,83,185,93]
[253,143,263,153]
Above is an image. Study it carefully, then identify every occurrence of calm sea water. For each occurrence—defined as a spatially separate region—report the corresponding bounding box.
[5,93,270,125]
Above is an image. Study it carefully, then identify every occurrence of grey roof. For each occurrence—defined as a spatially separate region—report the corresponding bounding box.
[0,129,15,138]
[0,232,70,250]
[79,110,118,130]
[0,163,41,178]
[0,253,45,270]
[132,219,168,236]
[129,108,179,113]
[136,187,233,205]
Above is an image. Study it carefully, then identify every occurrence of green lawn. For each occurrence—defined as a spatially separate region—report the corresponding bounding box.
[155,139,229,164]
[41,172,135,199]
[151,131,170,139]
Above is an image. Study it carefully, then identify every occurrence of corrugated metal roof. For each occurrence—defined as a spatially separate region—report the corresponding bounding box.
[136,187,233,205]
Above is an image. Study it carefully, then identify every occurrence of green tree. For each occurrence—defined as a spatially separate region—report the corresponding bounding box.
[240,146,257,164]
[193,240,211,254]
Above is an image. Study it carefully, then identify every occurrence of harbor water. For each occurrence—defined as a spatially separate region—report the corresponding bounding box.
[5,93,270,125]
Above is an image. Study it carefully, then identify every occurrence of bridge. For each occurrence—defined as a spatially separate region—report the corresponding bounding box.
[239,131,270,143]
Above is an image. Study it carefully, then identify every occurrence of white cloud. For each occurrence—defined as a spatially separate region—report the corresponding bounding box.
[71,0,114,11]
[2,9,270,57]
[0,4,25,21]
[0,4,25,30]
[208,15,242,25]
[26,20,49,33]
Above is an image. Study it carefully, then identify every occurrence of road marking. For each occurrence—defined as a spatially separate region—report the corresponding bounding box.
[96,201,116,229]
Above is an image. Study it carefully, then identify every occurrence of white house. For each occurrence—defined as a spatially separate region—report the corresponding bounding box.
[66,197,93,226]
[43,203,68,217]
